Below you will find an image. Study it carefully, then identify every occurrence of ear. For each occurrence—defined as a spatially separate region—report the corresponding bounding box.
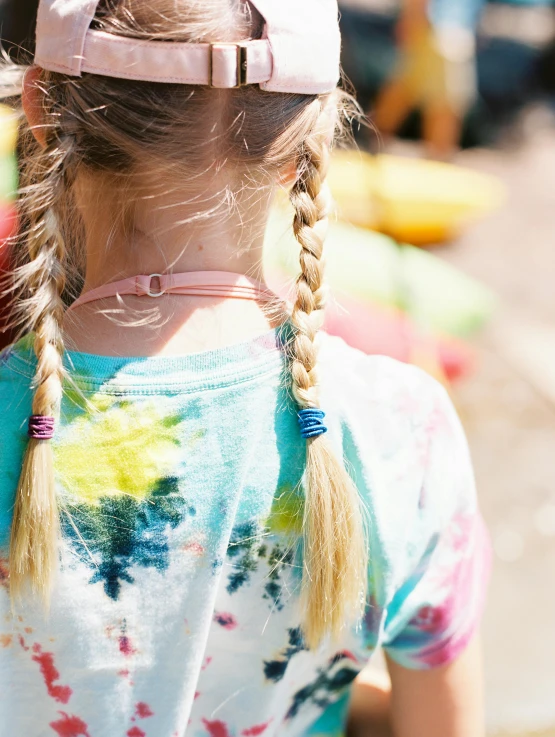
[22,66,48,148]
[277,161,297,189]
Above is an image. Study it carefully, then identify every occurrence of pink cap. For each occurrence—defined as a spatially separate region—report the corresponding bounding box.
[34,0,341,95]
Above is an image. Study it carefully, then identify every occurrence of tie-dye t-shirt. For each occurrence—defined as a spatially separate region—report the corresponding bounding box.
[0,329,490,737]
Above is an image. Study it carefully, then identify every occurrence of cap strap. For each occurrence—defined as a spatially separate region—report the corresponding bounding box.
[37,29,273,88]
[35,0,340,95]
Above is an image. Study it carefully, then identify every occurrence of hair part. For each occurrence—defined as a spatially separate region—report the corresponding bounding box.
[4,0,368,646]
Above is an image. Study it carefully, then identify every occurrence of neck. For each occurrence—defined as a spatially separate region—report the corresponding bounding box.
[75,171,274,291]
[64,173,283,358]
[81,227,268,291]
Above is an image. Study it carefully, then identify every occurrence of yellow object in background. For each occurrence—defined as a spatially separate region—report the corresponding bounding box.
[0,105,18,158]
[328,150,505,246]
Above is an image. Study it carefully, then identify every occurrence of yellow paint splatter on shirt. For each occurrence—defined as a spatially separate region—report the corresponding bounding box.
[54,396,183,505]
[267,485,304,536]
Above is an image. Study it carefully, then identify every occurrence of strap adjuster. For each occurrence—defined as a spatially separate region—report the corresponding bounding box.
[210,44,248,89]
[147,274,165,298]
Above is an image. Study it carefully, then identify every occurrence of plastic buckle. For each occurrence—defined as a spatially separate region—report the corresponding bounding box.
[209,44,248,88]
[147,274,165,298]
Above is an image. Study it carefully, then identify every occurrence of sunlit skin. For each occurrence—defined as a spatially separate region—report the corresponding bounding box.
[348,639,485,737]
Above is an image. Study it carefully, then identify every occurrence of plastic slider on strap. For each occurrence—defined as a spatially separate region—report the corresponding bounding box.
[210,43,248,89]
[147,274,165,298]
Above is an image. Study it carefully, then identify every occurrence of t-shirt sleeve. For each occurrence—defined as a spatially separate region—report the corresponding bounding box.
[381,380,491,670]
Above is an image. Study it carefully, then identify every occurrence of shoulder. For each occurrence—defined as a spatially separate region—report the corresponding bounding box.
[317,338,484,628]
[318,333,477,536]
[318,332,453,432]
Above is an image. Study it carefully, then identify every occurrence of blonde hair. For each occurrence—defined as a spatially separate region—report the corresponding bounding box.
[5,0,368,648]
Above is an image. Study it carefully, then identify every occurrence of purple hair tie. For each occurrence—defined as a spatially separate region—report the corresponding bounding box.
[28,416,56,441]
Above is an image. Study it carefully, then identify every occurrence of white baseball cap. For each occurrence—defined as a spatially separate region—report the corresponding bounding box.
[34,0,341,95]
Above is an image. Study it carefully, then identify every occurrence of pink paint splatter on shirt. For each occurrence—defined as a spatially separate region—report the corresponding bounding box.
[413,605,447,632]
[183,541,205,556]
[49,712,91,737]
[408,514,492,668]
[18,635,29,651]
[119,636,137,657]
[202,718,231,737]
[135,702,154,719]
[213,612,237,630]
[334,650,358,663]
[32,644,72,704]
[201,656,212,670]
[242,720,272,735]
[126,728,146,737]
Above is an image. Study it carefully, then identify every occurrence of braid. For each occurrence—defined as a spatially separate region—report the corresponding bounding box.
[289,124,368,649]
[290,134,328,408]
[10,131,74,600]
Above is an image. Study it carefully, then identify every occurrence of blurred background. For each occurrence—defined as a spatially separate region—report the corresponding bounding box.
[1,0,555,735]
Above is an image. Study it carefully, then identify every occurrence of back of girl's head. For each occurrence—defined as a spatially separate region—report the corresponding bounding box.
[6,0,368,650]
[31,1,328,203]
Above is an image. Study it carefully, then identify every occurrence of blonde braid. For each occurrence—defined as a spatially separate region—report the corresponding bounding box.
[290,124,368,649]
[10,133,74,601]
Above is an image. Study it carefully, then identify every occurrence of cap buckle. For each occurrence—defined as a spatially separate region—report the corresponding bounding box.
[209,44,248,89]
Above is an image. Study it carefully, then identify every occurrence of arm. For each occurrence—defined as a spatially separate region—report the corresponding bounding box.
[347,367,490,737]
[348,638,485,737]
[348,667,392,737]
[387,637,485,737]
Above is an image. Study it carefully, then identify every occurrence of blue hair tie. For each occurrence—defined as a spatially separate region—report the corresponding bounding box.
[298,409,328,439]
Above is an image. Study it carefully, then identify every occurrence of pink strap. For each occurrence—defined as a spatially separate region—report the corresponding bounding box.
[39,29,273,88]
[68,271,276,311]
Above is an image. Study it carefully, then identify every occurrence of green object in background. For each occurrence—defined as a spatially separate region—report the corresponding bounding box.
[0,155,18,201]
[264,208,497,338]
[0,105,19,202]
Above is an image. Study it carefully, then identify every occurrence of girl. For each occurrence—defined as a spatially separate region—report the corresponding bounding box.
[0,1,490,735]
